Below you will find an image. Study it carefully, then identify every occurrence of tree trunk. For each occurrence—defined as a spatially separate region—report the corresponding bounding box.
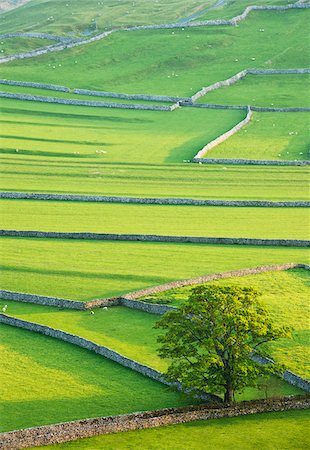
[224,385,233,403]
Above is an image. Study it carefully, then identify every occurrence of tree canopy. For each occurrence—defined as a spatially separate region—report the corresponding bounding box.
[155,284,291,403]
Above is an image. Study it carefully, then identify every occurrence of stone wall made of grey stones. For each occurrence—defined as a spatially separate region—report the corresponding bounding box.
[193,107,252,158]
[191,68,310,101]
[0,79,70,92]
[1,192,309,207]
[0,32,75,42]
[250,354,310,392]
[0,395,308,449]
[193,157,310,166]
[0,290,86,309]
[120,263,305,301]
[73,88,187,103]
[1,230,309,247]
[0,92,172,111]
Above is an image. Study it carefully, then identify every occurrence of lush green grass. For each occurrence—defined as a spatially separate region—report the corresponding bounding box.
[202,112,310,161]
[197,74,310,108]
[0,324,200,432]
[1,154,309,200]
[3,298,308,389]
[142,268,310,378]
[1,199,309,240]
[1,237,309,300]
[0,98,243,164]
[1,10,309,96]
[0,0,216,35]
[0,37,53,56]
[37,409,310,450]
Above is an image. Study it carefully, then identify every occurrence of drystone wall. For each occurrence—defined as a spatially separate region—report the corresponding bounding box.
[120,263,305,301]
[1,230,308,247]
[73,88,187,103]
[1,192,309,207]
[251,354,310,392]
[193,107,252,159]
[0,92,172,111]
[0,290,86,309]
[0,32,74,42]
[1,397,309,449]
[191,68,310,101]
[193,158,310,166]
[0,79,70,92]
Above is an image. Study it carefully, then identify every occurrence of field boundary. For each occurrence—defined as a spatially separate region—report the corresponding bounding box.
[191,68,310,101]
[0,3,308,64]
[1,192,309,207]
[1,230,309,247]
[193,158,310,166]
[0,396,309,450]
[2,263,308,311]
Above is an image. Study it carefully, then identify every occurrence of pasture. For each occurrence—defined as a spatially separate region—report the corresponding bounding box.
[0,37,53,56]
[37,409,310,450]
[1,237,309,300]
[1,200,309,239]
[0,10,309,96]
[0,324,198,432]
[201,112,310,161]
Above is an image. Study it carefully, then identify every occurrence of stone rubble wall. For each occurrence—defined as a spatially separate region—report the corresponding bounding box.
[1,230,308,247]
[0,32,75,42]
[250,354,310,392]
[191,67,310,101]
[1,192,309,207]
[193,107,253,159]
[0,91,173,111]
[193,157,310,166]
[0,79,70,92]
[0,290,86,309]
[73,88,187,103]
[0,395,308,449]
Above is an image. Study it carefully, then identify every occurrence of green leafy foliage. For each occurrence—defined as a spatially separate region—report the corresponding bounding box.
[156,285,291,402]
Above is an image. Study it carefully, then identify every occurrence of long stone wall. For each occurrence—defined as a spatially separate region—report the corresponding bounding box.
[120,263,307,301]
[73,88,186,103]
[0,32,75,43]
[250,353,310,392]
[0,92,172,111]
[1,230,308,247]
[1,397,309,450]
[193,158,310,166]
[0,79,70,92]
[1,3,308,64]
[193,107,252,159]
[1,192,309,207]
[0,290,87,309]
[191,69,310,101]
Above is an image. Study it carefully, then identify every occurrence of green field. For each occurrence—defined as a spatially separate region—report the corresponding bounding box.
[1,10,309,96]
[197,74,310,108]
[1,199,309,239]
[1,237,309,300]
[0,98,243,164]
[0,0,215,35]
[141,268,310,378]
[0,36,53,56]
[201,112,310,161]
[37,409,310,450]
[0,324,200,432]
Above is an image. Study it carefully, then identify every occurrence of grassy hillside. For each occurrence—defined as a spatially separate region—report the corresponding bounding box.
[0,37,54,55]
[0,0,215,35]
[1,200,309,240]
[1,9,309,96]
